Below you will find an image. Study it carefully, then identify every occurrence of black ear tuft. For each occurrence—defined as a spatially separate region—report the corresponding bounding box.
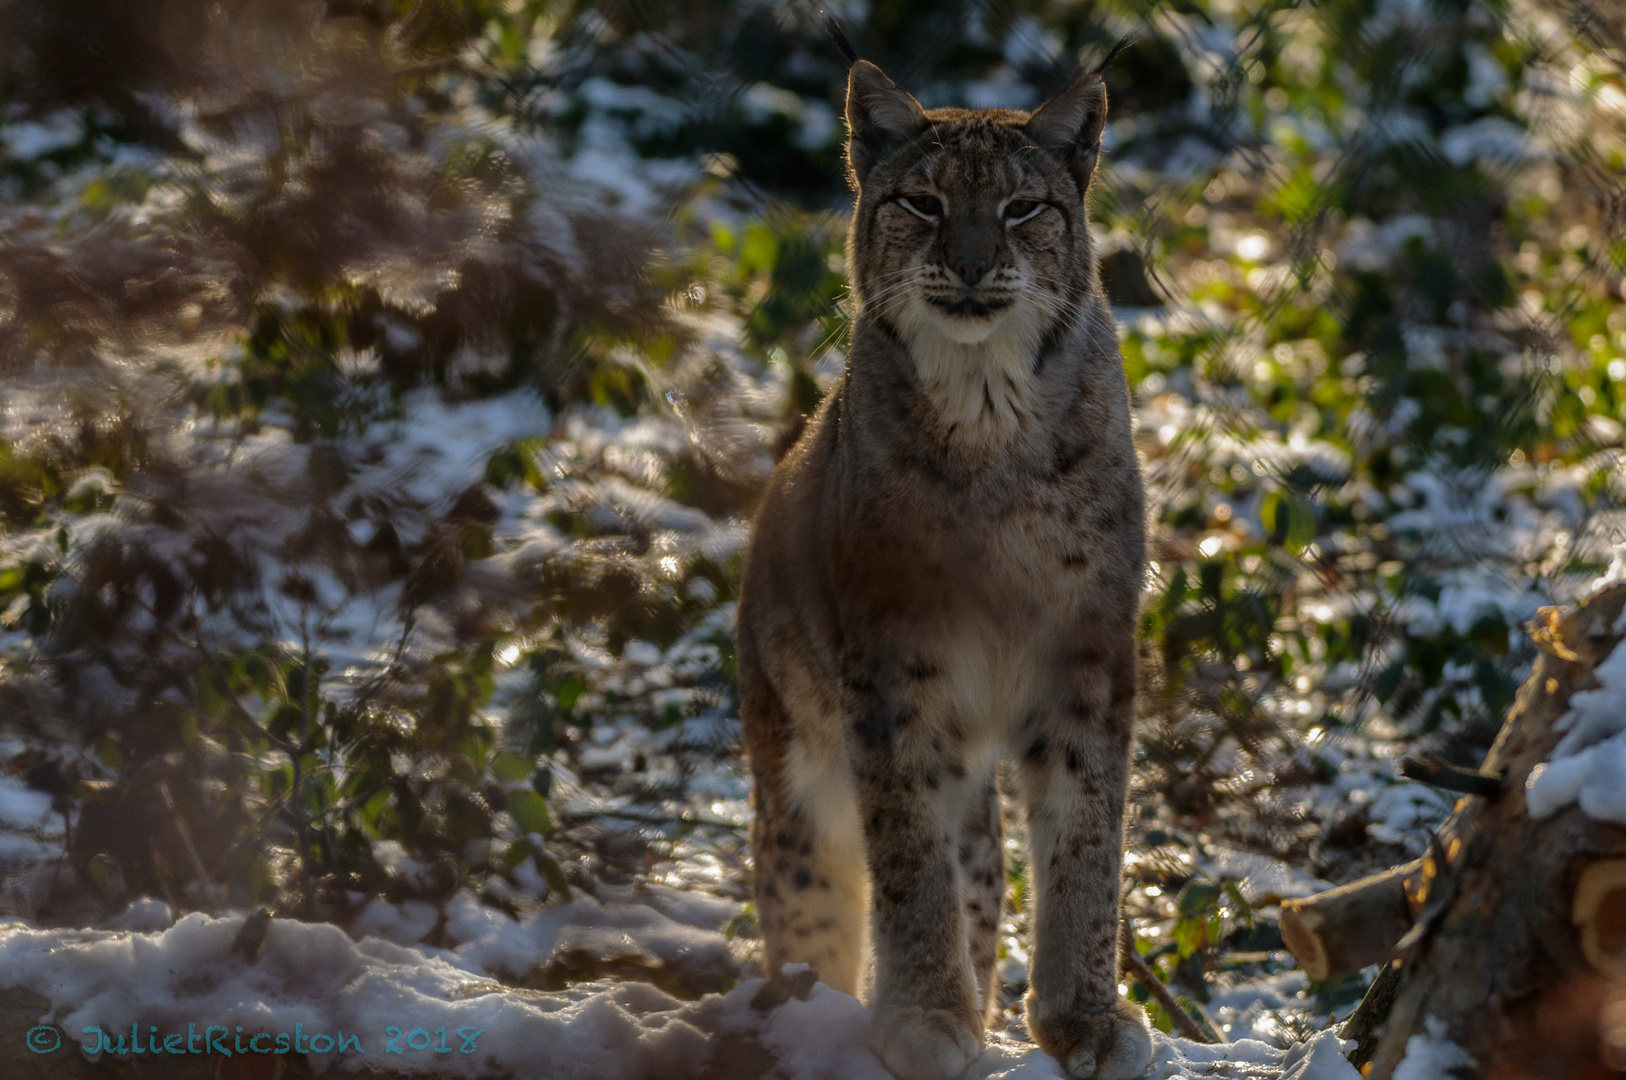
[1092,34,1134,78]
[821,11,861,65]
[1023,74,1108,191]
[844,61,927,190]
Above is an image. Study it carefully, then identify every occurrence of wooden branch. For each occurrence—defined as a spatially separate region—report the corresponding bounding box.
[1398,754,1505,799]
[156,781,217,914]
[1118,922,1216,1044]
[1279,860,1419,983]
[1338,960,1401,1065]
[1574,858,1626,980]
[560,807,749,832]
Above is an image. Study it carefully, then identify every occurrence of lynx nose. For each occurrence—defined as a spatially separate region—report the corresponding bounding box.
[952,256,987,288]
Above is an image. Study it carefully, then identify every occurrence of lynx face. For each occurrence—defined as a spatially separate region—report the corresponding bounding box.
[843,63,1109,442]
[856,122,1093,348]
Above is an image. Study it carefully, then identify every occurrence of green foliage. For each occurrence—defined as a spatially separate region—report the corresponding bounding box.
[62,629,567,915]
[0,0,691,926]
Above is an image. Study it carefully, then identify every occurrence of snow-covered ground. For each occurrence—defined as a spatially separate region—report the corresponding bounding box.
[0,909,1360,1080]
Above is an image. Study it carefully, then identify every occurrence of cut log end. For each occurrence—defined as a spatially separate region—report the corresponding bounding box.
[1279,861,1418,985]
[1278,902,1331,982]
[1574,859,1626,980]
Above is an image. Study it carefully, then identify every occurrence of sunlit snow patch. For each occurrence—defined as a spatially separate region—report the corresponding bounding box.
[0,913,1362,1080]
[1525,628,1626,827]
[1391,1017,1474,1080]
[0,771,64,867]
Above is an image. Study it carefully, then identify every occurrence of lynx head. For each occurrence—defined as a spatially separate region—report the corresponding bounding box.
[843,60,1107,351]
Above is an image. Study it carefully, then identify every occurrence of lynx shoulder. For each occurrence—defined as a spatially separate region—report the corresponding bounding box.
[736,57,1151,1080]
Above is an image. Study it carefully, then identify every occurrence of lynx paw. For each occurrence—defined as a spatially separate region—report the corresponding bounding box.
[870,1003,982,1080]
[1026,998,1152,1080]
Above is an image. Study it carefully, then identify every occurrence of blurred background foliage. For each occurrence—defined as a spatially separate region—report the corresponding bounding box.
[0,0,1623,1033]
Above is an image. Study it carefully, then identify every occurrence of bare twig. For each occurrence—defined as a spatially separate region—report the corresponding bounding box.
[561,807,748,832]
[156,781,217,914]
[1119,921,1216,1044]
[1398,754,1504,799]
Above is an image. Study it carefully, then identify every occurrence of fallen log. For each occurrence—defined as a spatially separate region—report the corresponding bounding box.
[1282,583,1626,1078]
[1278,859,1420,984]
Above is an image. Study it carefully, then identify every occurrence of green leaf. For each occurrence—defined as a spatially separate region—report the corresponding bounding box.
[1262,491,1316,549]
[1221,880,1255,926]
[196,666,230,719]
[507,788,553,837]
[270,702,305,740]
[492,751,534,784]
[1177,881,1220,916]
[553,674,584,713]
[534,847,571,898]
[262,764,293,799]
[243,653,275,698]
[1373,656,1407,704]
[1176,997,1226,1043]
[1173,918,1204,959]
[359,788,390,833]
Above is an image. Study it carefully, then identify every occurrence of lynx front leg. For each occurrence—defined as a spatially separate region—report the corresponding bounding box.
[854,697,983,1080]
[958,768,1004,1025]
[1018,668,1151,1080]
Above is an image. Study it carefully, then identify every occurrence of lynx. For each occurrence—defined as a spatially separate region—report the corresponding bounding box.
[735,57,1152,1080]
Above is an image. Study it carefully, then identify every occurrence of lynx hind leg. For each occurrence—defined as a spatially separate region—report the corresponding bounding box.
[751,775,868,995]
[743,672,868,994]
[958,770,1004,1026]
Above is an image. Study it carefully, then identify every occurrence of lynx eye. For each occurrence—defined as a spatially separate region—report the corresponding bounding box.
[898,194,943,220]
[1003,199,1043,225]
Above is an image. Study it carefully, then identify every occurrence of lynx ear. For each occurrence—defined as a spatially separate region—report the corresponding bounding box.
[845,60,927,189]
[1024,73,1108,191]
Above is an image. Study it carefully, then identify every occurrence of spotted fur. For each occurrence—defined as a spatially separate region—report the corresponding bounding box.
[737,59,1151,1080]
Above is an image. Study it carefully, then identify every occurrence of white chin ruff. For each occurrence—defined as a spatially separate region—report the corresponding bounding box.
[926,307,1006,344]
[895,296,1049,449]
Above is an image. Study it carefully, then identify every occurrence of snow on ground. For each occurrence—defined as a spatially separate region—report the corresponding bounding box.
[1524,614,1626,826]
[1390,1017,1474,1080]
[1206,971,1315,1045]
[1203,847,1328,905]
[0,770,61,865]
[0,910,1358,1080]
[1150,1030,1355,1080]
[438,888,745,984]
